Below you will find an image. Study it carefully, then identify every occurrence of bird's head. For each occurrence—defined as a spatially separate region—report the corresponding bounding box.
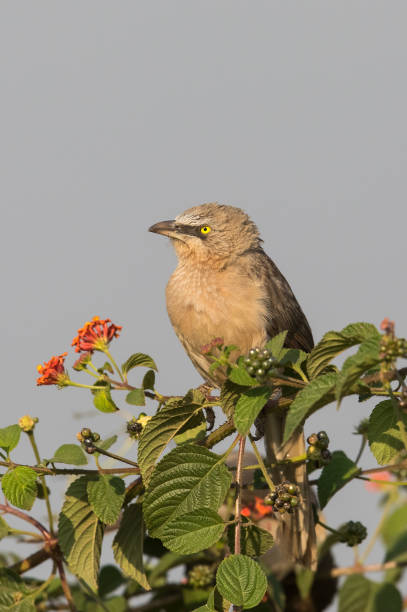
[149,203,261,264]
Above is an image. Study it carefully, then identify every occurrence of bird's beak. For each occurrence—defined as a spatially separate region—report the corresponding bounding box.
[148,220,177,237]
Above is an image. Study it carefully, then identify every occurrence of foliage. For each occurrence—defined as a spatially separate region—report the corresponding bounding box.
[0,317,407,610]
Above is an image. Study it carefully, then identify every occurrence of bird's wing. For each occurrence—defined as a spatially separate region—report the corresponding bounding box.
[247,249,314,352]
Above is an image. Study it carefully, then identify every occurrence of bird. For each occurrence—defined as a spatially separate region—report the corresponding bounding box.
[149,202,316,570]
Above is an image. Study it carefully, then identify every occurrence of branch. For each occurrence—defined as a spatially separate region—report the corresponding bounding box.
[0,460,139,476]
[329,559,407,578]
[10,544,57,574]
[0,504,51,541]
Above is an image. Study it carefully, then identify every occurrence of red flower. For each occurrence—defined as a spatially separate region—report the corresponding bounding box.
[365,470,393,492]
[72,316,122,353]
[37,353,69,386]
[241,496,273,520]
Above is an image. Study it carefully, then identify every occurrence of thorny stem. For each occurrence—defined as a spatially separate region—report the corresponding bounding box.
[249,435,274,490]
[27,430,54,535]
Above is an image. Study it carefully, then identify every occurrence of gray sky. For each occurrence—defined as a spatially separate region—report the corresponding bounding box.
[1,0,407,605]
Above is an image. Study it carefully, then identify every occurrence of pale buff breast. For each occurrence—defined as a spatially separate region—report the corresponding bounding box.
[166,262,268,365]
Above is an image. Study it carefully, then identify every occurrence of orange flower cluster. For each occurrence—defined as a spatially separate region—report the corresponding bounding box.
[37,353,69,386]
[72,316,122,353]
[241,496,273,520]
[380,317,395,335]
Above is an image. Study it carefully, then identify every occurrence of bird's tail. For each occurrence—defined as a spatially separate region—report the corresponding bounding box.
[264,405,317,571]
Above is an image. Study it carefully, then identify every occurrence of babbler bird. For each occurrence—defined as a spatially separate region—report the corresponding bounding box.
[149,203,316,569]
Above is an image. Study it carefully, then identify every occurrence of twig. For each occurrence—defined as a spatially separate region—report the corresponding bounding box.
[56,557,77,612]
[248,435,274,490]
[27,430,54,535]
[233,435,246,612]
[0,460,139,476]
[92,445,139,468]
[10,544,57,574]
[0,504,51,541]
[328,559,407,578]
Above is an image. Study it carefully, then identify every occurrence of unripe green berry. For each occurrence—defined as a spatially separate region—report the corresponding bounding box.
[247,366,255,375]
[290,496,299,507]
[251,360,261,368]
[256,368,265,377]
[81,428,91,439]
[287,484,297,495]
[307,445,321,459]
[248,349,257,358]
[92,432,100,442]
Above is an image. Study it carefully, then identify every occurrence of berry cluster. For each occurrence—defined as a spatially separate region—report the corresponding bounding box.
[127,413,152,439]
[244,347,275,383]
[188,564,215,588]
[307,431,332,464]
[264,482,300,514]
[380,335,407,363]
[339,521,367,547]
[76,427,100,454]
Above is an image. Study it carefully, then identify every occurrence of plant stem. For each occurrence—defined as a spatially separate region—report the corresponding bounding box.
[359,490,396,564]
[234,436,246,552]
[68,381,104,390]
[0,503,51,540]
[317,520,341,537]
[104,348,124,382]
[354,437,367,465]
[233,436,246,612]
[0,460,139,476]
[56,557,77,612]
[93,445,140,468]
[27,431,54,535]
[8,528,44,540]
[249,435,274,490]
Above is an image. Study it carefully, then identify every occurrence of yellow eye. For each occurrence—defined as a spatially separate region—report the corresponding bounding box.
[200,225,211,234]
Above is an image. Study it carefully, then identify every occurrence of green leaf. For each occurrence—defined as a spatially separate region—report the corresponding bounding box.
[125,388,145,406]
[87,475,125,525]
[98,565,124,597]
[112,503,150,591]
[161,508,225,554]
[0,568,37,611]
[174,415,207,445]
[227,522,273,556]
[2,467,37,510]
[122,353,157,374]
[336,336,381,405]
[368,400,407,465]
[58,476,103,591]
[228,362,258,387]
[48,444,87,465]
[318,451,359,509]
[142,369,156,390]
[234,387,270,435]
[283,372,337,442]
[138,392,205,484]
[93,386,119,413]
[0,516,9,540]
[266,331,288,361]
[144,444,232,539]
[216,555,267,609]
[338,575,402,612]
[307,322,380,379]
[295,567,314,599]
[0,425,21,454]
[220,380,245,417]
[381,505,407,563]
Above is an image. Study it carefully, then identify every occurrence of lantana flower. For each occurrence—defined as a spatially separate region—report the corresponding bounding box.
[72,316,122,353]
[365,470,393,492]
[37,353,69,386]
[241,496,273,520]
[18,415,38,432]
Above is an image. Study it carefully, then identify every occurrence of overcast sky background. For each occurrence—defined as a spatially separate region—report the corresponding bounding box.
[1,1,407,608]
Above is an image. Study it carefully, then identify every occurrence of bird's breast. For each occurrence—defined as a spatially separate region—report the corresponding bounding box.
[166,264,268,357]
